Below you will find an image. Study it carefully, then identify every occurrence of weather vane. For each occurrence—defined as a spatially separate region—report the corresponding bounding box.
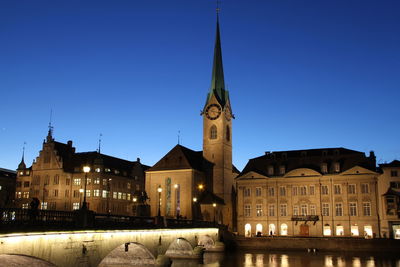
[216,0,221,14]
[98,133,102,153]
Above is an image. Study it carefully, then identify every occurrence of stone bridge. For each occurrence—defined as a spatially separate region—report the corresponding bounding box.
[0,227,219,266]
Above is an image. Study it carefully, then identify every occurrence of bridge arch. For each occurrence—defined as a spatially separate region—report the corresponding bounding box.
[0,254,56,266]
[98,242,155,267]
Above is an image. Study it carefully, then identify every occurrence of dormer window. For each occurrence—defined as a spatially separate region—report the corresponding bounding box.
[334,162,340,173]
[268,166,274,176]
[321,163,328,174]
[279,166,285,175]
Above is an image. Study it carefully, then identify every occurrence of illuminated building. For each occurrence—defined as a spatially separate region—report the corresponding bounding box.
[15,129,148,215]
[0,168,16,208]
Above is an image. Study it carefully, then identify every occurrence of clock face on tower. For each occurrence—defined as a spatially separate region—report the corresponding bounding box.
[205,104,222,120]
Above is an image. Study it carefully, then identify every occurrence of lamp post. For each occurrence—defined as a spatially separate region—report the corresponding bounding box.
[82,166,90,210]
[213,203,217,224]
[157,185,162,217]
[79,188,84,208]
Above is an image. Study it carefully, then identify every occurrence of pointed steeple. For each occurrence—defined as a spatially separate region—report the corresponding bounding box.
[205,14,229,109]
[18,143,26,170]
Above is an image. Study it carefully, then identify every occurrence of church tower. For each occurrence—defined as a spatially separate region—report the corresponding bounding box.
[202,16,234,209]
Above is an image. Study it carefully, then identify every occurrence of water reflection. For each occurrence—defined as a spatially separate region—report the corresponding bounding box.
[171,250,400,267]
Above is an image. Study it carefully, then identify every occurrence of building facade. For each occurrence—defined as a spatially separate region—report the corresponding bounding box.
[15,130,148,215]
[0,168,16,208]
[236,148,381,238]
[378,160,400,239]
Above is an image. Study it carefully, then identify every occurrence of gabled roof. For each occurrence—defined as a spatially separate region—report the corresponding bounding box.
[147,145,212,172]
[240,147,376,177]
[198,190,225,205]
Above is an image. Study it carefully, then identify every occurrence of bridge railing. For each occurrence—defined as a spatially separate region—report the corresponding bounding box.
[0,208,221,233]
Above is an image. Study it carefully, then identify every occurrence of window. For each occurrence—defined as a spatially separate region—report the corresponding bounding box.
[73,203,80,210]
[118,192,122,199]
[54,189,58,197]
[23,181,30,188]
[127,193,131,200]
[279,166,285,175]
[53,175,59,185]
[335,203,343,216]
[268,204,275,217]
[391,170,398,177]
[105,168,111,173]
[363,202,371,216]
[16,181,22,188]
[86,178,91,185]
[86,190,91,197]
[334,184,341,195]
[226,126,230,141]
[293,205,299,216]
[44,175,50,185]
[93,189,100,197]
[279,186,286,196]
[244,204,251,217]
[210,125,217,139]
[300,186,307,195]
[268,187,275,197]
[22,203,29,209]
[334,162,340,172]
[361,183,369,194]
[390,182,400,189]
[321,185,329,195]
[65,190,69,197]
[300,204,308,215]
[41,202,48,210]
[309,185,315,195]
[113,192,117,199]
[349,202,357,216]
[323,224,331,236]
[310,204,316,215]
[73,178,81,186]
[127,182,131,189]
[256,204,263,217]
[255,187,262,197]
[73,190,79,198]
[102,190,108,198]
[122,193,127,200]
[292,186,298,196]
[267,166,274,176]
[348,184,356,194]
[243,188,251,197]
[95,168,101,173]
[66,178,70,185]
[280,204,287,216]
[322,203,330,216]
[23,192,29,198]
[94,178,100,185]
[321,163,328,173]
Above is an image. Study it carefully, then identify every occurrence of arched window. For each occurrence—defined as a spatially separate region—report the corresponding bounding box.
[269,224,276,235]
[226,126,230,141]
[210,125,217,139]
[323,224,331,236]
[281,223,288,235]
[256,223,263,236]
[245,223,251,237]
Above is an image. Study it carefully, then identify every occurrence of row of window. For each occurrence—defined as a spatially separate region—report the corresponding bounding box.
[244,202,372,217]
[264,163,341,176]
[243,183,370,198]
[16,190,138,201]
[244,223,373,238]
[23,177,140,190]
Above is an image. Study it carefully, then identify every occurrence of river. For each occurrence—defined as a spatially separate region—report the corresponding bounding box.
[171,250,400,267]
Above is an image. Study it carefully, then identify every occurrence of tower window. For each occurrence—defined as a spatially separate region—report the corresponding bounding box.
[226,126,230,141]
[210,125,217,139]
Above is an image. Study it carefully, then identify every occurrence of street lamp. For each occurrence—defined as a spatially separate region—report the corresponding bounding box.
[213,203,217,223]
[82,166,90,210]
[157,185,162,217]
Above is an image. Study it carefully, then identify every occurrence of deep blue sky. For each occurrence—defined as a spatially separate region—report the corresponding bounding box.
[1,0,399,171]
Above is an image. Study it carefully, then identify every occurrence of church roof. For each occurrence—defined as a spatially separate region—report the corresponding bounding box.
[240,147,376,177]
[147,144,212,172]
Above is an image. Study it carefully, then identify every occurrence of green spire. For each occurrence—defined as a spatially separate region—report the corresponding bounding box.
[205,15,229,108]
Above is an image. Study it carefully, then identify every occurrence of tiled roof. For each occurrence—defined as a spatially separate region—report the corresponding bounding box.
[240,147,376,177]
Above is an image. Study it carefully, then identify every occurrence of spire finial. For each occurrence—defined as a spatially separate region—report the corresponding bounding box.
[216,0,221,14]
[98,133,102,153]
[22,141,26,161]
[47,109,54,142]
[18,141,27,170]
[178,130,181,145]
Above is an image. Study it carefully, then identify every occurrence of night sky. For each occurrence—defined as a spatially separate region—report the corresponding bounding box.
[1,1,399,171]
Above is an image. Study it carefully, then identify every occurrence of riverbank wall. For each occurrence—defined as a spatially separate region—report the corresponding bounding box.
[234,236,400,253]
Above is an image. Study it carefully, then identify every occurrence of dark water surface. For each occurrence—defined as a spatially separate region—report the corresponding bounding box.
[172,250,400,267]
